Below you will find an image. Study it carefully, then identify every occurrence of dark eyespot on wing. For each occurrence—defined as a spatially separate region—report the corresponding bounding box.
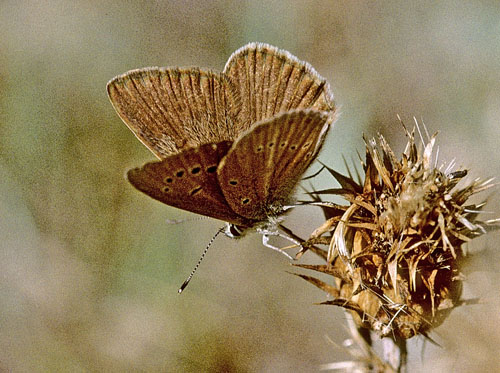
[217,109,330,220]
[190,186,202,195]
[127,141,254,226]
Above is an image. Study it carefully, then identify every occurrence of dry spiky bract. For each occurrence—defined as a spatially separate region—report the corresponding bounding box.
[297,126,499,340]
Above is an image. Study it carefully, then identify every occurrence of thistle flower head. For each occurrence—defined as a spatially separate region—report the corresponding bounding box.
[297,123,499,339]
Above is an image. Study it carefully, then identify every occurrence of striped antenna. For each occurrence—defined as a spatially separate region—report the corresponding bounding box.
[178,226,225,294]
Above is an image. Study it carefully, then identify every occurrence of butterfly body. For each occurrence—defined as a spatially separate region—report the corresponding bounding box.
[108,43,336,238]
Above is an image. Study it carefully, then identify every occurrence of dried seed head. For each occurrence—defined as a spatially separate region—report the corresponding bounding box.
[297,125,499,339]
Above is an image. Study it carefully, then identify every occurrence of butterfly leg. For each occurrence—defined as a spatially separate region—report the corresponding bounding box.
[261,234,295,260]
[275,231,303,250]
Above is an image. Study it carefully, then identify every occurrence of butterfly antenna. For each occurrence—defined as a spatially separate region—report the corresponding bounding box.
[178,226,225,294]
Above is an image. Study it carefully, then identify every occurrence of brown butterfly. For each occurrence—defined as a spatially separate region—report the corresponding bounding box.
[107,42,336,254]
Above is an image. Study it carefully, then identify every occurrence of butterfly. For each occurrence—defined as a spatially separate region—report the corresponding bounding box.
[107,42,336,249]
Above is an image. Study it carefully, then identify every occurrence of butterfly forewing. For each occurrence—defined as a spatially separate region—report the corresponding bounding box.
[127,141,253,226]
[223,42,336,126]
[107,68,241,158]
[217,109,330,220]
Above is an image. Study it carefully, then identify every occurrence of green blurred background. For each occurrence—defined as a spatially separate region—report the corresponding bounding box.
[1,1,499,371]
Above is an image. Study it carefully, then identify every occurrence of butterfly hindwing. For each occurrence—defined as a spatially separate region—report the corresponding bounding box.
[127,141,253,226]
[223,42,336,126]
[107,68,242,158]
[217,109,330,220]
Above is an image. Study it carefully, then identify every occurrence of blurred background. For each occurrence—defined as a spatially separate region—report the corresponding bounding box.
[1,1,499,371]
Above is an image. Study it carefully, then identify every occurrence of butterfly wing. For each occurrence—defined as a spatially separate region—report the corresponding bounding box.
[107,68,242,159]
[127,141,253,226]
[217,109,330,220]
[223,42,336,127]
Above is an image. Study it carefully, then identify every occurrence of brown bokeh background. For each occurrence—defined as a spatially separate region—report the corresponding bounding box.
[1,1,499,371]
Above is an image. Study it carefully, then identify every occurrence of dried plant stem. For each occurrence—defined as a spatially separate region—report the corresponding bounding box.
[382,336,407,372]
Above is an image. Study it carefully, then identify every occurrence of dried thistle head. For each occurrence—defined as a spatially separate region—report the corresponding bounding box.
[297,124,499,340]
